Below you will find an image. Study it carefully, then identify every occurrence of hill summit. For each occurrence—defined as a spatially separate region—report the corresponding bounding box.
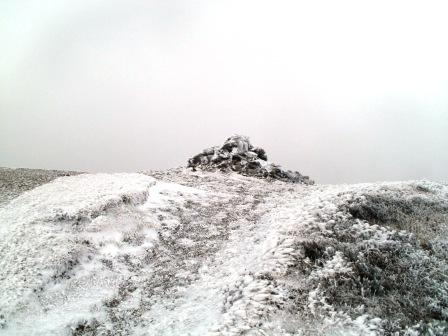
[1,153,448,335]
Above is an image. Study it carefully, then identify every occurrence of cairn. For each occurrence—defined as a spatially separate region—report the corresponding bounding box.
[187,135,314,184]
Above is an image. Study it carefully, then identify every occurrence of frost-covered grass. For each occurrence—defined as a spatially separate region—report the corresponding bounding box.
[273,181,448,336]
[0,169,447,335]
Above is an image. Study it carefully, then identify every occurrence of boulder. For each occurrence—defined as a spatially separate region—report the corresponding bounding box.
[252,147,267,161]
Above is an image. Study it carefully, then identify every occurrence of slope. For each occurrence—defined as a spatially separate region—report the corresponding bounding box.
[0,169,447,335]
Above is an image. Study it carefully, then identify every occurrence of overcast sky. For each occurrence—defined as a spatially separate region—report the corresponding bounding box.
[1,0,447,184]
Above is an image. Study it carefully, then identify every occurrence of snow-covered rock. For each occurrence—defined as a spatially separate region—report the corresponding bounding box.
[0,167,447,336]
[187,135,314,184]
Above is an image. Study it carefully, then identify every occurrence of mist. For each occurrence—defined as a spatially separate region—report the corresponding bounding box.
[1,0,447,184]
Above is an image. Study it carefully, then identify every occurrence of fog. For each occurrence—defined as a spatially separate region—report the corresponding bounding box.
[1,0,447,184]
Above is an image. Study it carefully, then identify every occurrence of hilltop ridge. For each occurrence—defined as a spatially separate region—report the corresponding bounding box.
[0,143,447,335]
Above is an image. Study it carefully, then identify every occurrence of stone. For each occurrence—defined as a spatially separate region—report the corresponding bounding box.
[252,147,267,161]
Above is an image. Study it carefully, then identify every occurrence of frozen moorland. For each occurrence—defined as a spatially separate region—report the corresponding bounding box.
[0,140,447,336]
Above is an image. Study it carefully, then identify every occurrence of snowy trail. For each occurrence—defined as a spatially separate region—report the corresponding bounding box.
[139,183,303,336]
[1,170,447,335]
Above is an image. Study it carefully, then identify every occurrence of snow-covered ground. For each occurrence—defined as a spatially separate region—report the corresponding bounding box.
[0,169,447,335]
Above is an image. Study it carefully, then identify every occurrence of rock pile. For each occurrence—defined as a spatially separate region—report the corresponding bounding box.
[187,135,314,184]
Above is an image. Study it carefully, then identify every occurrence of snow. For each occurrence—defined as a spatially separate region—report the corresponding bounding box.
[0,173,156,334]
[0,170,447,335]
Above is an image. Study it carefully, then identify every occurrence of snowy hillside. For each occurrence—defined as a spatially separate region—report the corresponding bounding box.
[1,162,447,335]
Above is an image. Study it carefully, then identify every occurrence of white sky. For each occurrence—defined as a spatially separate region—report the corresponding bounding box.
[1,0,447,183]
